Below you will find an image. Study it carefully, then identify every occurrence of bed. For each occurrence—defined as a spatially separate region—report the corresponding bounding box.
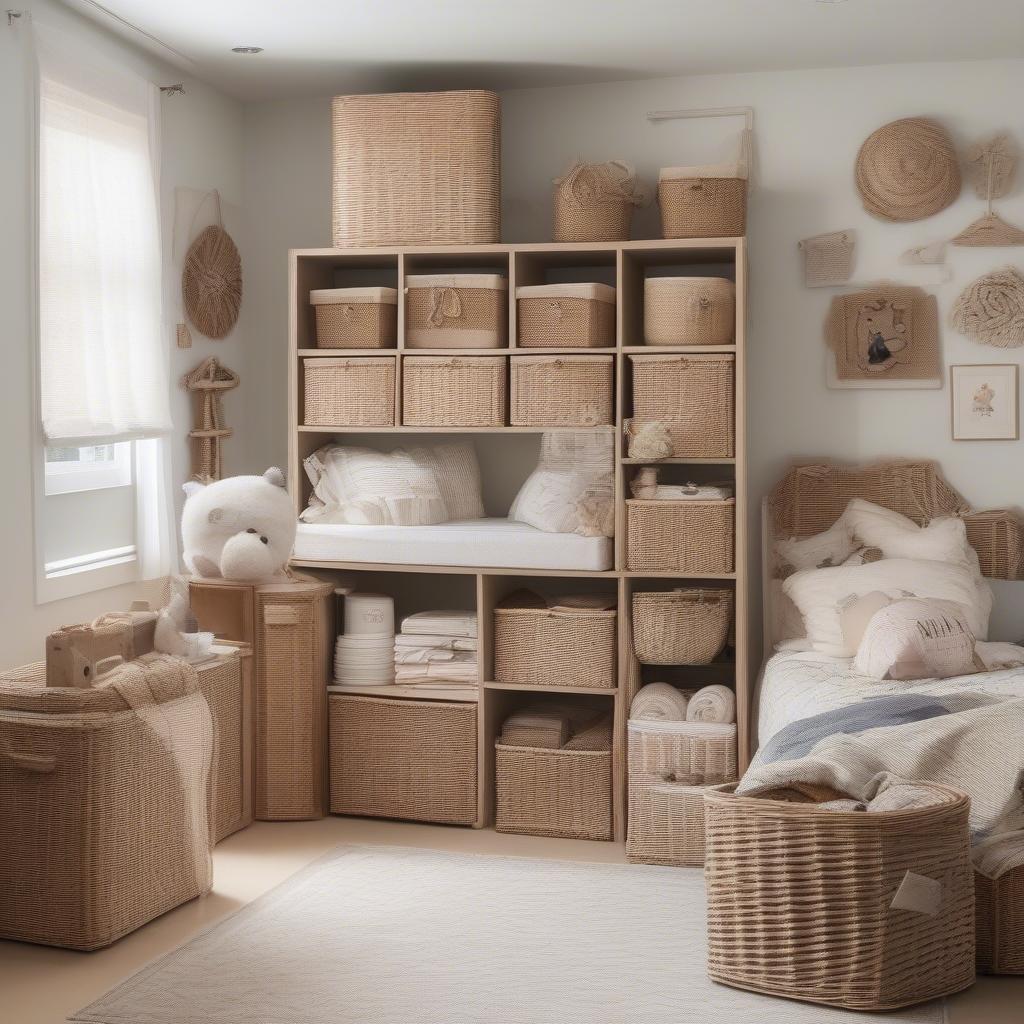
[293,517,614,571]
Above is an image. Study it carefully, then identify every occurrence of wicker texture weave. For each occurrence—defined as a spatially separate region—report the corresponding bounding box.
[329,695,477,825]
[303,357,396,426]
[643,277,735,346]
[495,744,612,840]
[976,865,1024,974]
[949,267,1024,348]
[331,90,500,246]
[493,606,617,689]
[632,589,732,665]
[405,278,508,348]
[628,719,737,788]
[799,230,855,288]
[517,294,615,349]
[314,303,396,349]
[658,178,747,238]
[402,356,507,426]
[182,224,242,340]
[630,354,735,458]
[510,355,614,426]
[626,499,735,573]
[0,659,213,950]
[552,161,642,242]
[627,782,722,866]
[704,784,976,1010]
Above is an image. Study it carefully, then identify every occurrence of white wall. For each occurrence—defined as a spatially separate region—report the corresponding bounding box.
[0,0,247,666]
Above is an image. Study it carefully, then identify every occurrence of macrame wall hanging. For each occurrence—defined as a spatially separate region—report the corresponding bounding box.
[182,357,240,483]
[798,229,855,287]
[825,284,940,388]
[948,267,1024,348]
[855,117,961,222]
[180,190,243,342]
[951,133,1024,246]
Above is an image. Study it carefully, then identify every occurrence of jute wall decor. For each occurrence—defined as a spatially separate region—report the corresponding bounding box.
[952,133,1024,247]
[183,357,240,482]
[798,230,855,288]
[855,117,961,222]
[825,284,940,386]
[948,267,1024,348]
[181,191,242,340]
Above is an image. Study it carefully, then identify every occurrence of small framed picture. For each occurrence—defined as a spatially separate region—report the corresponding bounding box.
[950,363,1019,441]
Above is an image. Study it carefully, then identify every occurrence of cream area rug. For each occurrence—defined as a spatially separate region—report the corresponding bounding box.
[70,846,945,1024]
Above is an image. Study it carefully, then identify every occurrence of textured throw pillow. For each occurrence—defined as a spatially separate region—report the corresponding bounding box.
[776,519,858,571]
[853,598,982,680]
[782,557,990,657]
[509,431,614,537]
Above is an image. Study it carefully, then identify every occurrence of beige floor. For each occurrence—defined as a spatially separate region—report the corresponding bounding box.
[1,817,1020,1024]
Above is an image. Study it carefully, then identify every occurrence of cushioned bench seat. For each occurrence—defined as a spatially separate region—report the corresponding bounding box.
[293,518,613,571]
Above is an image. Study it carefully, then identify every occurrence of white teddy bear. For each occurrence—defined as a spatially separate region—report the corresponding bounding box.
[181,468,297,581]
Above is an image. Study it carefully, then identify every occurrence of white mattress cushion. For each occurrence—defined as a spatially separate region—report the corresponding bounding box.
[293,518,613,571]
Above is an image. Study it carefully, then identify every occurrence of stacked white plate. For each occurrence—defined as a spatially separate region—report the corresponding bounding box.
[334,593,395,686]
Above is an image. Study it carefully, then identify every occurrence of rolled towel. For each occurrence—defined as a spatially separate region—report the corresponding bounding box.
[629,682,689,722]
[685,684,736,724]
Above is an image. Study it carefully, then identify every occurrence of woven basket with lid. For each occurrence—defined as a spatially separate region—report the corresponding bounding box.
[510,354,614,427]
[311,287,397,349]
[516,283,615,348]
[405,274,508,349]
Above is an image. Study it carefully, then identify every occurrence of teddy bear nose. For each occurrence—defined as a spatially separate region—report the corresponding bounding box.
[260,536,268,545]
[246,528,257,534]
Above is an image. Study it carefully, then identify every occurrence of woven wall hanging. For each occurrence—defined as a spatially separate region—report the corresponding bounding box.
[798,230,855,287]
[825,284,940,386]
[183,356,240,483]
[952,133,1024,246]
[855,117,961,222]
[948,267,1024,348]
[181,190,242,340]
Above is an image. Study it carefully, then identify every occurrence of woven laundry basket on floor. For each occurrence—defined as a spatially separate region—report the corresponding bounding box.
[311,287,398,349]
[331,90,500,246]
[405,274,508,349]
[643,277,735,347]
[976,864,1024,974]
[704,783,976,1011]
[516,283,616,349]
[0,657,214,950]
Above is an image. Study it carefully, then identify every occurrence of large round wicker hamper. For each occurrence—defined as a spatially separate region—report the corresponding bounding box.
[704,784,976,1011]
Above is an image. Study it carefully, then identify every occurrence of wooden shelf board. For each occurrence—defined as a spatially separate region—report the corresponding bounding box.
[484,681,617,696]
[624,571,737,579]
[621,345,737,354]
[328,683,479,703]
[621,457,736,465]
[297,424,616,434]
[298,348,398,357]
[291,559,620,578]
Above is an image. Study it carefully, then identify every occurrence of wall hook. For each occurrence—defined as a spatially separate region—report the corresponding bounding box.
[7,9,23,25]
[160,84,186,96]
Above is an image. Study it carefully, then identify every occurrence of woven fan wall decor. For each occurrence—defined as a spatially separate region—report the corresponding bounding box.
[181,191,242,340]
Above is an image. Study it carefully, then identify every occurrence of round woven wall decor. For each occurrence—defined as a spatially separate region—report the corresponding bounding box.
[949,267,1024,348]
[855,117,961,222]
[182,224,242,340]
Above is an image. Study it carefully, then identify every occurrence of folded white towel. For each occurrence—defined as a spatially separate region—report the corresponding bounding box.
[394,633,478,652]
[395,661,478,681]
[685,684,736,724]
[393,648,477,666]
[630,682,689,722]
[401,610,477,638]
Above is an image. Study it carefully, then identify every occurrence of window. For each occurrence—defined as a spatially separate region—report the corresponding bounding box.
[44,443,133,496]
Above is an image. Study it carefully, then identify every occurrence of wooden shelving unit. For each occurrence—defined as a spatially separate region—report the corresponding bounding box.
[287,238,748,843]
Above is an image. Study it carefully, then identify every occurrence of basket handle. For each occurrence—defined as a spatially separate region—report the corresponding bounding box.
[428,286,462,326]
[2,741,56,774]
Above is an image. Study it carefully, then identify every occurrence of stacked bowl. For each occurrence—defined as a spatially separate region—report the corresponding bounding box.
[334,593,395,686]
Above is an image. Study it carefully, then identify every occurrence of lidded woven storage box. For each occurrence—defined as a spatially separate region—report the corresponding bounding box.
[975,865,1024,974]
[510,355,614,427]
[627,781,724,867]
[495,742,612,840]
[311,287,398,349]
[516,283,615,348]
[329,693,477,825]
[405,274,508,349]
[632,589,732,665]
[643,277,735,346]
[331,90,500,247]
[630,353,735,458]
[403,355,507,426]
[658,164,747,239]
[704,783,976,1010]
[553,160,642,242]
[626,498,735,573]
[303,356,396,427]
[0,657,214,950]
[494,605,617,689]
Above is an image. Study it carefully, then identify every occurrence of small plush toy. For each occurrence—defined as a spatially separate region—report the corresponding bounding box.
[181,468,296,581]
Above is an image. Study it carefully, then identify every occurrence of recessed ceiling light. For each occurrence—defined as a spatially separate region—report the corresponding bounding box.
[231,46,263,54]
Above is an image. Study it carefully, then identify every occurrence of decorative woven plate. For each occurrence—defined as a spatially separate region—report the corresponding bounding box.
[182,224,242,340]
[949,267,1024,347]
[855,117,961,222]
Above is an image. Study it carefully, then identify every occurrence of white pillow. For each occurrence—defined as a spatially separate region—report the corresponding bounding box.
[776,519,857,571]
[783,557,991,657]
[854,598,980,680]
[509,431,613,537]
[844,499,973,567]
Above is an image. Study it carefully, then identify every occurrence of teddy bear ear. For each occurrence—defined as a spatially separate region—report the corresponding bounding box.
[263,467,287,489]
[182,480,206,499]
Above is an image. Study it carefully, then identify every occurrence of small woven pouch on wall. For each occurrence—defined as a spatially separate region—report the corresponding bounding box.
[798,230,855,288]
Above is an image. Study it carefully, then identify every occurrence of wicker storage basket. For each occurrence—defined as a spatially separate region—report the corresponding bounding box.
[552,161,642,242]
[658,169,747,239]
[329,694,477,825]
[704,783,976,1010]
[405,274,508,349]
[643,277,735,347]
[628,718,737,788]
[976,865,1024,974]
[303,357,396,427]
[495,743,612,840]
[510,355,614,427]
[627,782,725,866]
[494,606,617,689]
[331,90,500,247]
[0,659,214,950]
[626,498,735,573]
[516,283,615,348]
[311,287,398,349]
[630,353,735,458]
[402,355,507,426]
[632,589,732,665]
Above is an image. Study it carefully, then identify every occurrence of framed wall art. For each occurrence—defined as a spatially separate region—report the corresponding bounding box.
[950,363,1019,440]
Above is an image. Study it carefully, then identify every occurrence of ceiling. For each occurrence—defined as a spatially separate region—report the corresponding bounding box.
[66,0,1024,102]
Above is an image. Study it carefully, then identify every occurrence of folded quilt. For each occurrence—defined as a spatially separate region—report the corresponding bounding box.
[393,648,476,666]
[400,610,477,638]
[393,634,477,652]
[395,661,477,681]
